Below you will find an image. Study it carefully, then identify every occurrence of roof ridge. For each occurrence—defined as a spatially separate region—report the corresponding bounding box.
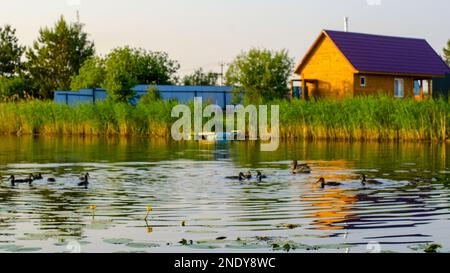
[323,29,426,41]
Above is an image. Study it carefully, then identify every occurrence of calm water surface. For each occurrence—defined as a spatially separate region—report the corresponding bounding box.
[0,136,449,253]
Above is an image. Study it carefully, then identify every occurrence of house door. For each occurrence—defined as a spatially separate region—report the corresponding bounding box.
[394,79,404,98]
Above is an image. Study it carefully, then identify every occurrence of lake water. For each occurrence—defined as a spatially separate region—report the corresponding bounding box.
[0,136,449,253]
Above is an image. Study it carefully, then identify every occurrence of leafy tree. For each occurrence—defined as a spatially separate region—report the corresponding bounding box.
[70,57,105,90]
[103,47,179,103]
[444,39,450,66]
[0,24,25,77]
[139,86,162,105]
[225,48,293,103]
[26,16,95,98]
[182,68,218,86]
[0,76,27,99]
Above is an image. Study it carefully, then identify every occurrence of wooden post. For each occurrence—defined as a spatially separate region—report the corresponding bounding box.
[428,79,432,98]
[420,79,424,100]
[301,79,307,101]
[290,80,294,100]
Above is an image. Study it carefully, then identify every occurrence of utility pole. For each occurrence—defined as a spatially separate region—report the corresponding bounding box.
[219,62,228,86]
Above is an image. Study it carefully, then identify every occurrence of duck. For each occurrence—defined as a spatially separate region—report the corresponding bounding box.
[33,173,43,181]
[244,171,252,180]
[291,160,311,174]
[317,177,341,188]
[78,173,90,188]
[226,172,246,181]
[8,175,34,186]
[47,177,56,182]
[361,174,382,185]
[256,171,267,182]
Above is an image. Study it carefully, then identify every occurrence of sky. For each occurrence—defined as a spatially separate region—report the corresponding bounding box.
[0,0,449,76]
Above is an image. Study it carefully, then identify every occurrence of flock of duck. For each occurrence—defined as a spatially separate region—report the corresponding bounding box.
[226,160,383,188]
[5,160,383,189]
[6,173,91,188]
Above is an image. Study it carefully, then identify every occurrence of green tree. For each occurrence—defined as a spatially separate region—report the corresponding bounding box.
[0,76,28,100]
[26,16,95,98]
[226,48,293,103]
[103,47,179,103]
[139,86,162,105]
[70,57,105,90]
[444,39,450,66]
[0,24,25,77]
[182,68,218,86]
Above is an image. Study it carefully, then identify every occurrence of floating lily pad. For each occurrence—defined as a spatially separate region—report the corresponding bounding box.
[0,244,41,252]
[187,244,221,250]
[225,243,268,250]
[103,238,133,245]
[126,242,160,248]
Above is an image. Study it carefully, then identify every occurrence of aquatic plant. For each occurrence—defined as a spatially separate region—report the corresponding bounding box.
[0,95,448,141]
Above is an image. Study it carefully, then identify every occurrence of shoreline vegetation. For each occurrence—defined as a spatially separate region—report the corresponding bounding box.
[0,96,448,142]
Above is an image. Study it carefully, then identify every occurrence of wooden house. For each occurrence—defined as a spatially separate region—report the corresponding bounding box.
[292,30,450,100]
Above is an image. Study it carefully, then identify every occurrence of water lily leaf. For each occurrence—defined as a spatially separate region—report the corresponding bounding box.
[0,244,41,252]
[126,242,160,248]
[103,238,133,245]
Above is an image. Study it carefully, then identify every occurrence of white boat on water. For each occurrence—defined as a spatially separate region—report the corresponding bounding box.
[196,131,244,142]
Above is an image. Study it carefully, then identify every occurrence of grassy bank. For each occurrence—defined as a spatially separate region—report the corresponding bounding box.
[0,96,448,141]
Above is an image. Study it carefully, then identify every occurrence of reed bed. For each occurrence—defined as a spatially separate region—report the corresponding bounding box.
[276,96,450,141]
[0,96,448,141]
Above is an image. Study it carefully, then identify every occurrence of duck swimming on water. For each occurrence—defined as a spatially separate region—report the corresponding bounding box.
[226,172,246,181]
[361,174,382,185]
[8,175,33,186]
[317,177,341,188]
[244,171,252,180]
[256,171,267,182]
[291,160,311,174]
[33,173,43,181]
[78,173,90,188]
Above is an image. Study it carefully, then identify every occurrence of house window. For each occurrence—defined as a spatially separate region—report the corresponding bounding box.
[360,76,366,87]
[394,78,404,98]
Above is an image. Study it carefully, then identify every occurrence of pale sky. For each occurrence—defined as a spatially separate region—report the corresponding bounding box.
[1,0,449,76]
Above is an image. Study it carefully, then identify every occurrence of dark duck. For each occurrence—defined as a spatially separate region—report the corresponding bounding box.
[78,173,90,188]
[361,174,382,185]
[291,160,311,174]
[317,177,342,188]
[256,171,267,182]
[8,175,34,186]
[226,172,246,181]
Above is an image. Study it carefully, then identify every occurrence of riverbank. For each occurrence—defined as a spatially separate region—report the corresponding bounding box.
[0,96,448,141]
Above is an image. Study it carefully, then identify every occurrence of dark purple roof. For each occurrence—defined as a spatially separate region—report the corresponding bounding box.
[325,30,450,76]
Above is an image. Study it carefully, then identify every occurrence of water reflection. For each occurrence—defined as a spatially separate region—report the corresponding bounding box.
[0,136,449,253]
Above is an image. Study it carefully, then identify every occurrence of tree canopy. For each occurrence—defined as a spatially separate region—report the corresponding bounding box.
[26,16,95,98]
[225,48,293,103]
[182,68,218,86]
[0,24,25,77]
[444,39,450,66]
[72,47,180,103]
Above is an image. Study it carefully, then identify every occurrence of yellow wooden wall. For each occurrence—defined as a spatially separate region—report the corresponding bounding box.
[353,74,416,97]
[300,35,356,99]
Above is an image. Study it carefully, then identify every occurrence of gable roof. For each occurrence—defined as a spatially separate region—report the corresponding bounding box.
[295,30,450,77]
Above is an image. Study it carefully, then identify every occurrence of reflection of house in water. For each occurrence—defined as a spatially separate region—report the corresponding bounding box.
[302,187,359,231]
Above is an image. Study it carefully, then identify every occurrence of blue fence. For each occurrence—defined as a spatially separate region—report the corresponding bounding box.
[54,85,236,108]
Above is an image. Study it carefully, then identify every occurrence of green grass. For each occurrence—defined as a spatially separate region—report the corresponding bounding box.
[275,96,449,141]
[0,96,448,141]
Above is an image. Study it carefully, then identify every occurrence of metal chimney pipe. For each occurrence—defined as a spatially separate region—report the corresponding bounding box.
[344,17,349,32]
